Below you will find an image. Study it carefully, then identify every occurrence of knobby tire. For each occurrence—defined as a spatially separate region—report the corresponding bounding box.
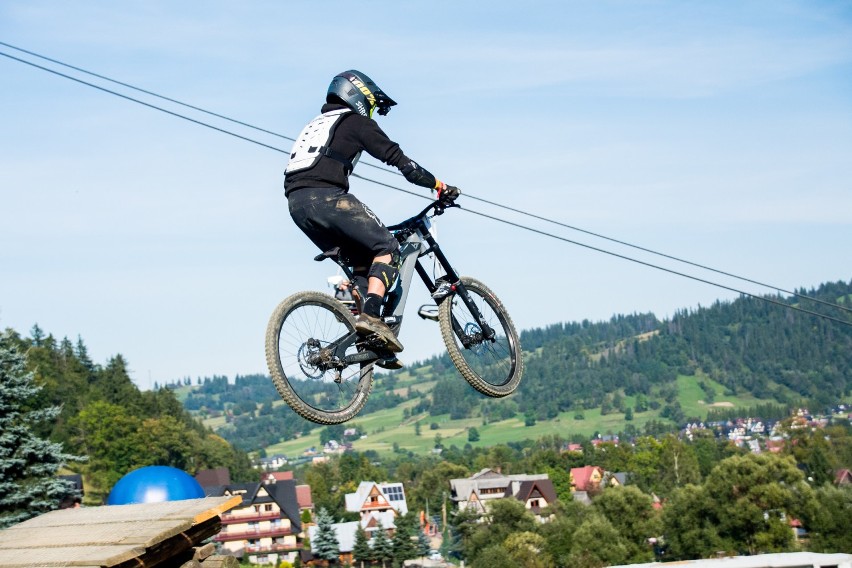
[438,276,523,397]
[265,291,374,424]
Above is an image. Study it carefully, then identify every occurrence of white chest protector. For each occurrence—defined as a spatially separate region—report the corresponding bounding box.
[285,109,360,174]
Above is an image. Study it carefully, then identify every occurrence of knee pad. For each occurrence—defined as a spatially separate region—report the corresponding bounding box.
[368,262,399,289]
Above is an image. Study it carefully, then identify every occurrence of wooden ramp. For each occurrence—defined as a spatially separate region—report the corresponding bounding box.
[0,496,242,568]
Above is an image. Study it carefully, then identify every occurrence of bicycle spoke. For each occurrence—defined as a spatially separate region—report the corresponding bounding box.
[275,301,366,416]
[439,277,523,397]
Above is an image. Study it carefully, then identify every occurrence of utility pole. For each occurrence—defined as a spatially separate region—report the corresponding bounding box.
[442,491,447,531]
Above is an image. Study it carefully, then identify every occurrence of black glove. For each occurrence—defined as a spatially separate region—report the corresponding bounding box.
[439,184,461,203]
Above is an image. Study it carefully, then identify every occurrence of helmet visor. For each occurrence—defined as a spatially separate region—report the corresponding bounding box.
[375,92,397,116]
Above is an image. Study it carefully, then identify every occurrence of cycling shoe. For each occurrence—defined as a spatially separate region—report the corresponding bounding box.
[355,314,404,353]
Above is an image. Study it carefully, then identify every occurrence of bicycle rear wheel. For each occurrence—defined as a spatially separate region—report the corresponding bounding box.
[265,291,374,424]
[438,276,523,397]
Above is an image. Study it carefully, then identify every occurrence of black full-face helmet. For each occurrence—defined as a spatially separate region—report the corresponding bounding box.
[327,70,397,118]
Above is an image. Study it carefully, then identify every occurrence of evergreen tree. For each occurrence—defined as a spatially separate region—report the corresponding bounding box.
[0,331,85,528]
[371,520,393,568]
[312,507,340,565]
[416,527,431,559]
[391,512,418,567]
[468,427,480,442]
[352,524,373,568]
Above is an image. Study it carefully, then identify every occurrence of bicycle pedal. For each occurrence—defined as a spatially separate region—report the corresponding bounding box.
[359,334,386,348]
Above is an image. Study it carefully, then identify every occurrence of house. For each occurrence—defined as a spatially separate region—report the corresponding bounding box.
[344,481,408,534]
[572,491,592,506]
[570,465,623,492]
[570,465,605,492]
[747,439,761,454]
[610,472,629,487]
[511,478,558,520]
[261,471,293,484]
[836,469,852,486]
[204,480,302,566]
[260,471,314,525]
[304,519,398,566]
[296,484,315,518]
[449,469,556,521]
[306,521,361,566]
[258,454,288,471]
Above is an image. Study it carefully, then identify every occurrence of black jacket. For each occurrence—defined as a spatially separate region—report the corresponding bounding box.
[284,103,434,196]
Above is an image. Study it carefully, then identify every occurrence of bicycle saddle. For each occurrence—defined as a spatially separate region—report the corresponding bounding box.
[314,247,343,262]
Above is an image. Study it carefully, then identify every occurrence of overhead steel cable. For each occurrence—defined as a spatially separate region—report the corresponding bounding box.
[3,43,850,327]
[0,41,296,144]
[352,173,852,328]
[0,50,289,154]
[459,194,852,317]
[0,40,394,176]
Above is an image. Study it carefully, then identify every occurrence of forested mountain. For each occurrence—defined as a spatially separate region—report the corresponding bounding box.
[517,279,852,417]
[186,280,852,451]
[1,327,254,504]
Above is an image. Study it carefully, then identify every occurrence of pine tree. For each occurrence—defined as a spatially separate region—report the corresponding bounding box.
[416,526,431,558]
[371,520,393,568]
[391,512,418,567]
[352,524,373,568]
[0,331,85,528]
[312,507,340,565]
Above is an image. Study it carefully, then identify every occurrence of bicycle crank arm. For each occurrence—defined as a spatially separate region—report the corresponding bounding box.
[318,332,360,363]
[343,350,384,364]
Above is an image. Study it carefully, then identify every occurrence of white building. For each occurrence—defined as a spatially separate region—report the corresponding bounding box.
[344,481,408,535]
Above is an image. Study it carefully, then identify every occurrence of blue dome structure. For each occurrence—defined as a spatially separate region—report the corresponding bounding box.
[107,466,205,505]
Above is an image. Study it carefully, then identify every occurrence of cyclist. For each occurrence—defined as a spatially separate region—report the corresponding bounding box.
[284,70,460,366]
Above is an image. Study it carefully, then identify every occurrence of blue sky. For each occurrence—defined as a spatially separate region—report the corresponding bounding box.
[1,1,850,389]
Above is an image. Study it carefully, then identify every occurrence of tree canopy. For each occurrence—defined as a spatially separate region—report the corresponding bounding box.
[0,330,85,527]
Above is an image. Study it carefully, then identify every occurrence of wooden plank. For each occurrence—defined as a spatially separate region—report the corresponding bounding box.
[0,496,240,568]
[12,497,238,530]
[193,543,217,561]
[0,520,190,549]
[111,517,221,568]
[0,545,144,567]
[181,496,242,525]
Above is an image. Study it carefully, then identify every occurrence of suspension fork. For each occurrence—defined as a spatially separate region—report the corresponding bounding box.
[416,232,496,343]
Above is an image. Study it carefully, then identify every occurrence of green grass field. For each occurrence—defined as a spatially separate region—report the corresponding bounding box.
[246,373,783,460]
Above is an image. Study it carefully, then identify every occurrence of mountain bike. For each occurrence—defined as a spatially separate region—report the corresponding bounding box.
[265,198,524,424]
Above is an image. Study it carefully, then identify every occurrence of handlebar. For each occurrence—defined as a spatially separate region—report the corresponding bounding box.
[387,198,459,233]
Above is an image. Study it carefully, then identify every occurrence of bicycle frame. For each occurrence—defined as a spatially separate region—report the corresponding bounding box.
[267,197,523,424]
[326,200,497,367]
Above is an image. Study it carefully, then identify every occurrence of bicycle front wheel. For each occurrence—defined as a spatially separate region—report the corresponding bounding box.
[265,291,374,424]
[438,277,523,397]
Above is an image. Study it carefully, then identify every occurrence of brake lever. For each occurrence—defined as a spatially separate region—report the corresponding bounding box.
[433,201,460,216]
